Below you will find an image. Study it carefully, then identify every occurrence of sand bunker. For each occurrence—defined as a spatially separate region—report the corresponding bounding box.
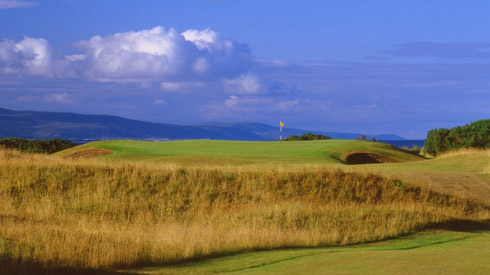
[345,152,399,165]
[63,148,113,159]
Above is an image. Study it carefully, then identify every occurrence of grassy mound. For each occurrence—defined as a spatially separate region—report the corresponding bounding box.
[0,148,487,271]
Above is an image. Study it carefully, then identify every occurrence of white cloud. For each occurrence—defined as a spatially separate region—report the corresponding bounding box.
[222,95,270,110]
[65,54,86,62]
[224,95,239,108]
[0,37,56,76]
[0,26,285,97]
[258,59,290,67]
[160,82,182,91]
[193,57,209,73]
[16,92,72,104]
[181,28,219,51]
[218,94,302,119]
[0,1,37,10]
[276,100,299,110]
[42,93,71,104]
[74,26,252,83]
[223,73,261,94]
[160,81,203,91]
[15,95,37,102]
[153,99,166,105]
[0,26,253,85]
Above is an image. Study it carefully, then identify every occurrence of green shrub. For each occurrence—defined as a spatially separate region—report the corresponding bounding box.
[284,133,331,141]
[424,119,490,156]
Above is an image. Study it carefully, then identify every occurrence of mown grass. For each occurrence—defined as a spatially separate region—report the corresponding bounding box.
[0,148,488,273]
[122,229,490,274]
[56,139,423,165]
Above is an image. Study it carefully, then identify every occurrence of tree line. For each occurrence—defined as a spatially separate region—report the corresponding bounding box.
[0,138,77,154]
[424,119,490,156]
[283,133,331,141]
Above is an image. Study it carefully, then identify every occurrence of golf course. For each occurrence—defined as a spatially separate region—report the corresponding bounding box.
[1,138,488,274]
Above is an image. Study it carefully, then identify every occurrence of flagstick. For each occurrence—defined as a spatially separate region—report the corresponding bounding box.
[280,125,282,141]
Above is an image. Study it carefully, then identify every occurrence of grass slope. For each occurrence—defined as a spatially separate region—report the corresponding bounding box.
[348,150,490,204]
[57,139,423,165]
[58,140,490,203]
[6,142,490,274]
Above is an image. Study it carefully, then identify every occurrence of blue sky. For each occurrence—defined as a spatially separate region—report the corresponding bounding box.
[1,0,490,138]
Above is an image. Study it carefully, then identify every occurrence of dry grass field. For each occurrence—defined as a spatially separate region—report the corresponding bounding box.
[1,144,489,274]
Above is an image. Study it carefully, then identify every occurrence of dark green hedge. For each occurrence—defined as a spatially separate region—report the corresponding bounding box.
[284,133,331,141]
[0,138,77,154]
[424,119,490,156]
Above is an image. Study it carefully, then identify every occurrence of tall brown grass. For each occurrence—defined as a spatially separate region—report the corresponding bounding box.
[0,148,488,270]
[436,148,490,159]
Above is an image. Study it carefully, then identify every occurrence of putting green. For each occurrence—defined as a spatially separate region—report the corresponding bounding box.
[57,139,423,165]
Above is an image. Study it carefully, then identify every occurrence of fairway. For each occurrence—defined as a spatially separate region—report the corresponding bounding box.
[120,230,490,274]
[58,139,423,165]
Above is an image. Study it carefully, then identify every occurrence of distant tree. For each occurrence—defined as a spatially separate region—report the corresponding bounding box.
[283,133,331,141]
[0,138,77,154]
[371,137,376,142]
[424,119,490,156]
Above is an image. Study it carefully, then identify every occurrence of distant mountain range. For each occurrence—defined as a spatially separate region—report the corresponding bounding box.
[0,107,406,141]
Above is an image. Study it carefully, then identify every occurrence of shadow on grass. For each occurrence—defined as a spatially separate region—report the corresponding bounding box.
[0,258,132,275]
[422,219,490,232]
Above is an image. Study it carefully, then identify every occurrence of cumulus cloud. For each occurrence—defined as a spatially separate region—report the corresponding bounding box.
[0,37,56,75]
[71,26,252,83]
[0,26,302,106]
[1,26,253,85]
[0,0,37,10]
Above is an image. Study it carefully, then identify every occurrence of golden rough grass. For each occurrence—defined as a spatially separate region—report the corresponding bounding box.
[0,148,488,270]
[437,148,490,159]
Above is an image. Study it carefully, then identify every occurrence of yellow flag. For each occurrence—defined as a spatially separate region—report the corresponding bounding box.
[280,121,284,128]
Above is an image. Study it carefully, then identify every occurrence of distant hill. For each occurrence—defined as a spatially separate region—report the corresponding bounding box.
[0,107,405,141]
